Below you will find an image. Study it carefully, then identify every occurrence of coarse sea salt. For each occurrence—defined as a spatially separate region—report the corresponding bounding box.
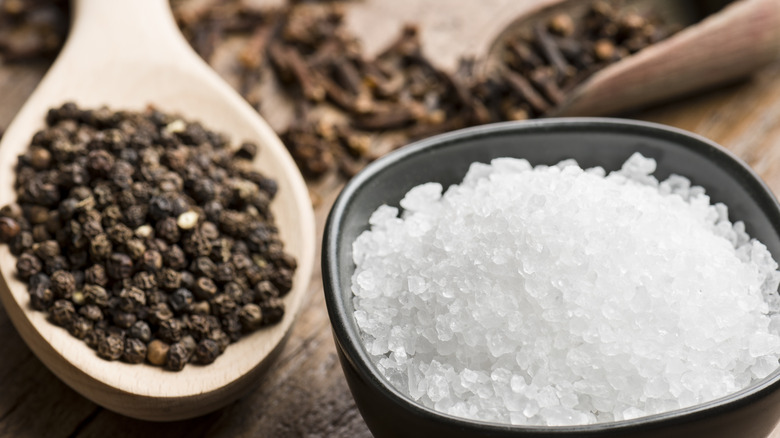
[350,153,780,426]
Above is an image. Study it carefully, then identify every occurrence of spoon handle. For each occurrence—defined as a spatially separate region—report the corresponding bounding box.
[67,0,191,63]
[556,0,780,116]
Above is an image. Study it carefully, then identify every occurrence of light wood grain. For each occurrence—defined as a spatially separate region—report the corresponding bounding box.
[1,0,780,436]
[0,0,315,421]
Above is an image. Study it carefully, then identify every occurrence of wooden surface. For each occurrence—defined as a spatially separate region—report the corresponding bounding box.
[2,0,780,436]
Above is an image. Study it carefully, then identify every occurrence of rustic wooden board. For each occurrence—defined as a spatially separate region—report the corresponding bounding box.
[2,1,780,436]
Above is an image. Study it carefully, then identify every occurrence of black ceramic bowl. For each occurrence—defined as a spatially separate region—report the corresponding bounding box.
[322,119,780,438]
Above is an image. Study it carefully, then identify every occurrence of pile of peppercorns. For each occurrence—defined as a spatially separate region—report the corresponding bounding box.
[0,102,296,371]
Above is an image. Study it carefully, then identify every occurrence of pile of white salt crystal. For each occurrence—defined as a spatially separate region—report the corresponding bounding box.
[350,153,780,426]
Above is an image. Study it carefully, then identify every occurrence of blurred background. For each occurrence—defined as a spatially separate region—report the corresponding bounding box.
[1,0,780,436]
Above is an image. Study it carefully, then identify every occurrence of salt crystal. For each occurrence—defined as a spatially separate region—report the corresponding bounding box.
[400,183,442,213]
[351,154,780,426]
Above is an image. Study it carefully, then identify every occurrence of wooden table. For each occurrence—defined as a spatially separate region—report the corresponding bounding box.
[2,1,780,436]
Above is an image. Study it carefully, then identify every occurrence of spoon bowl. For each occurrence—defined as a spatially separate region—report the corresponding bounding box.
[484,0,780,117]
[0,0,315,421]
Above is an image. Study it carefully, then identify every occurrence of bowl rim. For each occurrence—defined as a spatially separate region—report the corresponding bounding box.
[323,117,780,433]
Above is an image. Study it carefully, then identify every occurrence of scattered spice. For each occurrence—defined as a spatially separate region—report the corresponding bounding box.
[172,0,679,180]
[491,0,679,119]
[0,0,682,182]
[1,103,296,371]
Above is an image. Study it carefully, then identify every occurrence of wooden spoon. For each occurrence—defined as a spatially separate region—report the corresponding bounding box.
[484,0,780,117]
[0,0,315,422]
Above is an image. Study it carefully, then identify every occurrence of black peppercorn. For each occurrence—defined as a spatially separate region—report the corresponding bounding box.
[148,302,174,324]
[116,191,137,209]
[107,223,133,245]
[214,262,235,284]
[125,238,147,260]
[224,282,248,305]
[29,272,51,289]
[43,255,69,276]
[255,280,279,301]
[163,244,187,270]
[81,217,104,239]
[10,231,34,255]
[203,200,222,223]
[68,316,93,339]
[84,264,108,286]
[50,270,76,299]
[131,181,153,203]
[233,142,258,160]
[50,299,76,327]
[34,240,60,260]
[259,298,285,326]
[232,252,252,272]
[209,238,232,264]
[123,338,147,364]
[169,288,194,313]
[170,196,190,217]
[221,312,242,342]
[158,318,184,343]
[272,268,294,296]
[244,265,264,286]
[195,339,221,364]
[89,233,113,260]
[0,217,21,242]
[16,252,42,279]
[145,289,167,305]
[3,104,297,371]
[180,271,195,290]
[123,204,148,228]
[183,231,212,257]
[119,286,146,312]
[132,271,157,290]
[238,303,263,331]
[157,268,182,290]
[31,224,51,242]
[79,304,104,321]
[166,341,191,371]
[0,203,23,221]
[140,250,163,271]
[29,283,54,311]
[190,300,210,315]
[219,210,251,238]
[200,221,220,241]
[101,205,123,228]
[84,328,105,350]
[155,217,180,243]
[128,320,151,343]
[83,284,110,309]
[86,149,115,176]
[112,311,137,329]
[106,253,133,279]
[212,294,238,317]
[148,196,174,220]
[191,256,217,278]
[68,249,89,270]
[92,184,115,209]
[193,277,217,300]
[98,333,124,360]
